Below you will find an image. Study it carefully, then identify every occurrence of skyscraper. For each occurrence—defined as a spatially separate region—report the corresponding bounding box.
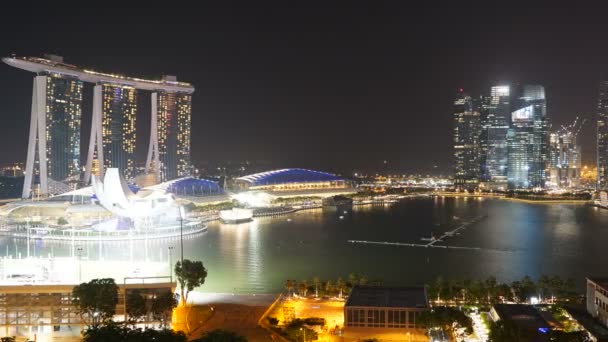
[597,81,608,190]
[548,122,582,188]
[45,74,83,182]
[453,91,481,189]
[507,85,549,189]
[485,86,510,187]
[146,88,192,182]
[17,55,84,198]
[101,84,137,180]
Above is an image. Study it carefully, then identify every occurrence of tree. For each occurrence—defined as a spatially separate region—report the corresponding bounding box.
[299,280,309,297]
[72,278,119,328]
[175,259,208,305]
[152,290,178,328]
[312,276,321,297]
[192,329,248,342]
[285,279,295,298]
[336,277,346,298]
[125,290,147,326]
[82,322,187,342]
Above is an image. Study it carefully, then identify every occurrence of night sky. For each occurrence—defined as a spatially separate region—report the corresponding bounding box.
[1,3,607,175]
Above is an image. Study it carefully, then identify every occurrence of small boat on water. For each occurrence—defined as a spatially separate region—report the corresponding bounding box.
[219,208,254,224]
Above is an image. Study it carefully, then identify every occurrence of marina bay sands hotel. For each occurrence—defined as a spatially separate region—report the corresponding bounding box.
[2,55,195,198]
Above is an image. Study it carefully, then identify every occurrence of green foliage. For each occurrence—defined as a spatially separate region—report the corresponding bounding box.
[267,316,279,325]
[175,259,208,305]
[547,330,589,342]
[189,201,234,212]
[0,338,15,342]
[57,216,68,225]
[152,290,178,328]
[125,290,147,325]
[302,317,325,326]
[417,306,473,334]
[72,278,119,328]
[426,274,579,305]
[192,329,248,342]
[82,322,187,342]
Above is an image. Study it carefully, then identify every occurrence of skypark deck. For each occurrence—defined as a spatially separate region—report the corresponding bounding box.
[3,55,195,93]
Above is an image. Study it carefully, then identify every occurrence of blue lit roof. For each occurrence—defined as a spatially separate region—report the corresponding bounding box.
[237,168,344,186]
[165,177,223,196]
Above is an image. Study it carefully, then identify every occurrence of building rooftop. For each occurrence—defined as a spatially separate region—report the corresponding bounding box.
[236,168,344,186]
[588,277,608,291]
[3,56,195,93]
[345,286,428,309]
[492,304,550,332]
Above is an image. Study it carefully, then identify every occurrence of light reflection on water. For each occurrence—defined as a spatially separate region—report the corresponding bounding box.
[2,198,608,293]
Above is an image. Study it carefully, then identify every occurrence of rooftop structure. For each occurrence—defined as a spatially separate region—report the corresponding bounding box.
[235,168,347,191]
[3,56,194,93]
[345,286,428,309]
[344,286,428,338]
[587,277,608,328]
[490,304,550,336]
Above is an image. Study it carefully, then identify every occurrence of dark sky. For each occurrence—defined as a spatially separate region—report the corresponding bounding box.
[1,3,607,175]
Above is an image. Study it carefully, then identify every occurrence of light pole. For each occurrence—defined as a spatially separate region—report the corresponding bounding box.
[168,246,174,282]
[178,206,185,265]
[76,247,83,282]
[300,327,306,342]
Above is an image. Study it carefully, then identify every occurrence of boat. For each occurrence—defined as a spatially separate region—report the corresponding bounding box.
[219,208,254,224]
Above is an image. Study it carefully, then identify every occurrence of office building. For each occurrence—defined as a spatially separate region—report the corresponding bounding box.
[597,81,608,190]
[485,85,510,187]
[507,85,549,189]
[453,91,481,189]
[548,120,582,188]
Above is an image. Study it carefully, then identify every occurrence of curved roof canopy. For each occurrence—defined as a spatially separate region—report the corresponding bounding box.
[237,168,344,186]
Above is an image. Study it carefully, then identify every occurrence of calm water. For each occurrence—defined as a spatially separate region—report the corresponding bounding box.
[3,197,608,293]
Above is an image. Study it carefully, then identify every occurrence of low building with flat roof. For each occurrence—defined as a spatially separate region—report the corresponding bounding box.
[587,277,608,328]
[0,278,175,341]
[490,304,551,340]
[344,286,428,341]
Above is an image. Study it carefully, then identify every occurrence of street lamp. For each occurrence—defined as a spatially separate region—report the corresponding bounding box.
[76,247,83,282]
[300,327,306,342]
[168,246,174,282]
[178,206,185,265]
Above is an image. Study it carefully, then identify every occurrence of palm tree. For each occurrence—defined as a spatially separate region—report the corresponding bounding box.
[325,280,334,296]
[313,277,320,297]
[336,277,346,299]
[299,280,309,297]
[284,279,295,298]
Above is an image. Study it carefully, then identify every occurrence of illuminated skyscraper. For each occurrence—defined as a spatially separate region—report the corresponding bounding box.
[485,85,510,186]
[146,83,192,182]
[549,121,582,188]
[100,84,137,179]
[597,81,608,190]
[453,90,481,189]
[15,54,84,198]
[507,85,549,189]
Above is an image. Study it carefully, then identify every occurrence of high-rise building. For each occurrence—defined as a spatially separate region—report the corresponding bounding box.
[507,85,549,189]
[45,74,83,182]
[597,81,608,190]
[3,55,195,197]
[101,84,137,180]
[548,122,582,188]
[146,86,192,182]
[485,86,510,186]
[453,91,481,189]
[478,95,491,182]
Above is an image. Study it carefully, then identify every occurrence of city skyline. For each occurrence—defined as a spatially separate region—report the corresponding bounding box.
[1,5,608,174]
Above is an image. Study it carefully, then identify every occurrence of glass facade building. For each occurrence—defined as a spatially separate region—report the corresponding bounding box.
[485,86,510,185]
[549,128,581,188]
[453,91,481,189]
[597,81,608,190]
[507,85,548,189]
[101,84,137,180]
[44,73,83,181]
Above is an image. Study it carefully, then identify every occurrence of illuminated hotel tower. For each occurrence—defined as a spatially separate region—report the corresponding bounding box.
[13,55,83,198]
[3,55,195,196]
[146,81,192,182]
